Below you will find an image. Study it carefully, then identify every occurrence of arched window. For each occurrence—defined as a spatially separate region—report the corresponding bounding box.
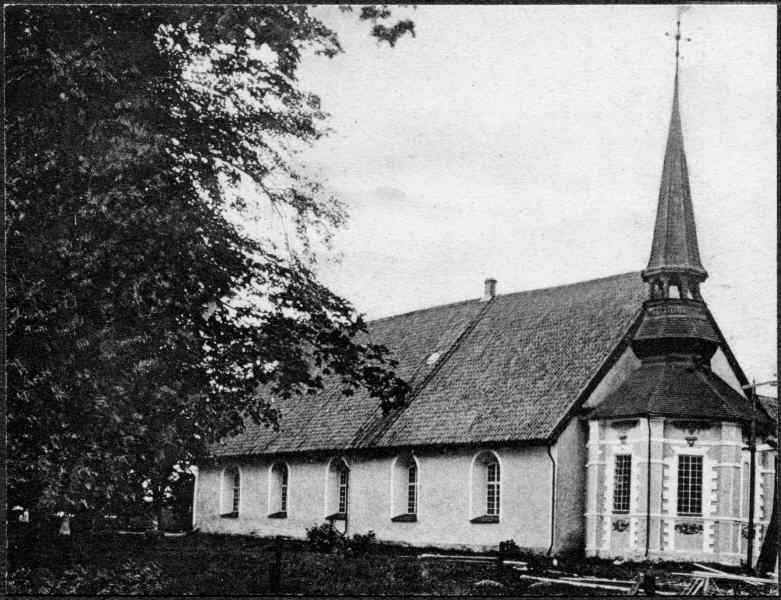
[221,466,240,518]
[470,451,501,523]
[268,463,289,518]
[391,453,419,522]
[325,458,350,524]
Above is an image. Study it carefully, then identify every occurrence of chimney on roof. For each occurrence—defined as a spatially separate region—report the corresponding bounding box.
[482,278,497,301]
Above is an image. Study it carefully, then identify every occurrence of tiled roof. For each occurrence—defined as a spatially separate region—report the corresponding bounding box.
[588,359,769,426]
[758,394,778,426]
[634,300,719,343]
[212,272,647,457]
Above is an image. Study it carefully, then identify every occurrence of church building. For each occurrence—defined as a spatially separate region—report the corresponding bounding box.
[193,56,776,566]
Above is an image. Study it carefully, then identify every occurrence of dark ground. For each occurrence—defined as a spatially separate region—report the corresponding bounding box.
[6,523,776,595]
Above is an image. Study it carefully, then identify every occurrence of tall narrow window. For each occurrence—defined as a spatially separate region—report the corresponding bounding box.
[280,466,288,513]
[338,464,349,514]
[221,466,240,517]
[471,451,501,522]
[326,458,349,523]
[486,460,500,516]
[391,454,418,522]
[269,463,289,518]
[232,469,240,513]
[677,455,703,516]
[613,455,631,514]
[407,464,417,515]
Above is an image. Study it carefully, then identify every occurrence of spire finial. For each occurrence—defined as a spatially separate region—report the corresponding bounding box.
[666,6,692,78]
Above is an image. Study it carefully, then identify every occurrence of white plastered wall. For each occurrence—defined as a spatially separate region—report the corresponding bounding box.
[194,444,554,551]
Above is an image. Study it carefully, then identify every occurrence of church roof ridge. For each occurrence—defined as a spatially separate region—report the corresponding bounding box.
[367,271,642,326]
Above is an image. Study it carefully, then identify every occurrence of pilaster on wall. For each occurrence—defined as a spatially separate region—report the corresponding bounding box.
[585,420,603,554]
[715,422,742,556]
[646,417,665,554]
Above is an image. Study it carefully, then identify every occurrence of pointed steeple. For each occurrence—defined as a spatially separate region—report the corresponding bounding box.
[642,37,707,301]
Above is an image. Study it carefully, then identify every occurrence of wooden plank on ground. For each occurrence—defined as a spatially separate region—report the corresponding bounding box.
[693,562,729,575]
[418,553,494,561]
[558,576,634,586]
[686,571,778,585]
[516,573,630,592]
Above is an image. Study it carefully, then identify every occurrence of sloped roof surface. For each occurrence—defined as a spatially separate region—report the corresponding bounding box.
[589,359,766,425]
[758,394,778,426]
[212,272,647,457]
[634,301,719,342]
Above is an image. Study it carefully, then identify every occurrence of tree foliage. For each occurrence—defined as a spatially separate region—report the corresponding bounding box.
[7,5,413,519]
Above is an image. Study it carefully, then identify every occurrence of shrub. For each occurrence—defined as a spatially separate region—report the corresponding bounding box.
[498,539,521,558]
[348,530,377,555]
[305,522,344,553]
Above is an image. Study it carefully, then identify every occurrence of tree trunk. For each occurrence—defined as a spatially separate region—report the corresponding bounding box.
[153,502,163,532]
[58,514,71,535]
[150,483,164,532]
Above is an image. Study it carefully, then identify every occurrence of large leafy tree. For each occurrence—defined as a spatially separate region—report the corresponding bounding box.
[7,5,413,524]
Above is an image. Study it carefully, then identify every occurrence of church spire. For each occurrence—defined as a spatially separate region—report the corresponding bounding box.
[642,13,707,301]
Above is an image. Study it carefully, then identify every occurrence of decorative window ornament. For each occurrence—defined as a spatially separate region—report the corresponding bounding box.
[675,521,703,535]
[612,518,630,532]
[611,419,638,436]
[685,435,697,447]
[741,524,762,539]
[671,420,713,435]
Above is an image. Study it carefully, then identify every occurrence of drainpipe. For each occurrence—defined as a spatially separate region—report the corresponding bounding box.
[191,466,199,531]
[645,418,652,558]
[746,380,757,573]
[344,467,350,537]
[546,443,556,555]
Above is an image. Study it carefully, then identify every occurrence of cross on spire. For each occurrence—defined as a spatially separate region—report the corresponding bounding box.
[666,6,692,76]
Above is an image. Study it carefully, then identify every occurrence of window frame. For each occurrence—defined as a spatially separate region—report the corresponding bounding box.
[676,454,703,517]
[337,462,349,515]
[268,462,289,518]
[280,465,288,513]
[407,463,417,515]
[469,450,501,523]
[486,460,501,517]
[220,466,240,518]
[612,454,632,515]
[232,469,240,513]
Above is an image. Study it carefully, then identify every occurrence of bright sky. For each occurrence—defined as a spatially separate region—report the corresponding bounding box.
[283,5,776,385]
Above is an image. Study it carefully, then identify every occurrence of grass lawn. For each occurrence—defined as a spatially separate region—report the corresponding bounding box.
[9,529,541,595]
[7,525,776,595]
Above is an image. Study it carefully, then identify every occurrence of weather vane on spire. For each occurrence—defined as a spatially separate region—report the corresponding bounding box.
[666,5,692,73]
